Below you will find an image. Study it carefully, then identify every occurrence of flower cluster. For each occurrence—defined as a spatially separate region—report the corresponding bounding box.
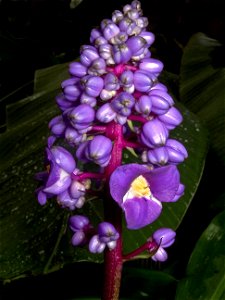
[35,1,187,259]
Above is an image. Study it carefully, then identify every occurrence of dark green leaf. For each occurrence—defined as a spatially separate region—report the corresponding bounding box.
[180,32,225,166]
[175,210,225,300]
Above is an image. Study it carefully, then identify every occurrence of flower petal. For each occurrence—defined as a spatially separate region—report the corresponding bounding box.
[122,196,162,229]
[144,165,180,202]
[109,163,150,205]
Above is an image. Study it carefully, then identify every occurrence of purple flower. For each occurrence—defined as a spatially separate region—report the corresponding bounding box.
[133,70,156,92]
[158,107,183,130]
[66,104,95,132]
[151,228,176,262]
[109,164,180,229]
[69,215,93,246]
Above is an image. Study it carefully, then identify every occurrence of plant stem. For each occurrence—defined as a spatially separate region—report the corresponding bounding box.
[103,122,124,300]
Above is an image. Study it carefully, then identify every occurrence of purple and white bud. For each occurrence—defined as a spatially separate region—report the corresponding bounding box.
[71,231,86,246]
[76,141,89,162]
[61,77,80,89]
[69,62,87,77]
[151,247,168,262]
[115,114,127,125]
[100,89,117,101]
[88,57,106,76]
[131,0,142,11]
[149,93,171,115]
[57,190,78,210]
[90,28,101,43]
[89,235,106,254]
[50,146,76,173]
[104,73,119,91]
[85,135,113,166]
[127,9,139,20]
[96,103,116,123]
[112,10,124,24]
[166,139,188,164]
[70,180,86,199]
[158,107,183,130]
[153,228,176,248]
[65,127,84,146]
[98,222,119,243]
[80,75,104,97]
[147,146,169,165]
[112,43,132,64]
[140,119,169,148]
[150,82,168,92]
[120,70,134,87]
[49,115,66,137]
[134,70,156,93]
[110,31,128,45]
[94,36,108,48]
[149,89,174,106]
[123,4,132,14]
[67,104,95,130]
[99,43,113,60]
[80,93,97,107]
[63,85,81,102]
[80,46,99,67]
[103,23,120,40]
[111,92,135,116]
[139,58,164,75]
[136,16,148,29]
[56,94,74,111]
[119,17,133,32]
[139,31,155,46]
[127,22,142,36]
[101,19,113,31]
[70,215,90,231]
[135,94,152,116]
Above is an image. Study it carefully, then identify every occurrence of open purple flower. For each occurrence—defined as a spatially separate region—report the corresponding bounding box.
[109,163,180,229]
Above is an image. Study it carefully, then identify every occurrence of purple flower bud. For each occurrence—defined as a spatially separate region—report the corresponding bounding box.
[123,4,132,13]
[120,70,134,87]
[80,75,104,97]
[110,31,128,45]
[72,231,86,246]
[88,58,106,76]
[139,31,155,46]
[96,103,116,123]
[90,28,101,43]
[149,89,174,106]
[115,114,127,125]
[94,36,108,48]
[99,43,113,60]
[147,147,169,165]
[119,17,133,32]
[56,94,74,111]
[136,17,148,29]
[61,77,80,89]
[134,70,156,93]
[158,107,183,130]
[139,58,164,75]
[70,180,86,199]
[89,235,106,253]
[111,92,135,117]
[150,82,168,92]
[100,89,116,101]
[65,127,84,146]
[149,93,171,115]
[49,115,66,137]
[127,22,142,36]
[63,85,81,102]
[100,19,113,30]
[69,62,87,77]
[112,43,132,64]
[85,135,112,166]
[50,146,76,173]
[127,9,139,20]
[80,93,97,107]
[166,139,188,164]
[57,189,78,210]
[112,10,124,23]
[98,222,119,243]
[152,247,168,262]
[135,94,152,116]
[104,73,119,91]
[80,47,99,67]
[70,215,90,231]
[76,141,89,162]
[140,119,169,148]
[67,104,95,129]
[103,23,120,40]
[153,228,176,248]
[126,36,147,56]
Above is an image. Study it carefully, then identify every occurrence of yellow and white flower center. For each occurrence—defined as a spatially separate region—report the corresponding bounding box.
[123,175,151,202]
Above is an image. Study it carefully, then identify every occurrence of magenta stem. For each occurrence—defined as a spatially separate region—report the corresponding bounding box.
[123,140,143,149]
[102,122,124,300]
[91,125,107,133]
[71,172,104,181]
[123,240,157,261]
[128,114,148,123]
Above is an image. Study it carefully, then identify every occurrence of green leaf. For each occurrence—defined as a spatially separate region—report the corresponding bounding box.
[0,62,208,280]
[121,267,177,299]
[175,210,225,300]
[179,32,225,166]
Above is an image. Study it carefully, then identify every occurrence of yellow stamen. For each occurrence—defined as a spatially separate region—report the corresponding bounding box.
[130,175,151,198]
